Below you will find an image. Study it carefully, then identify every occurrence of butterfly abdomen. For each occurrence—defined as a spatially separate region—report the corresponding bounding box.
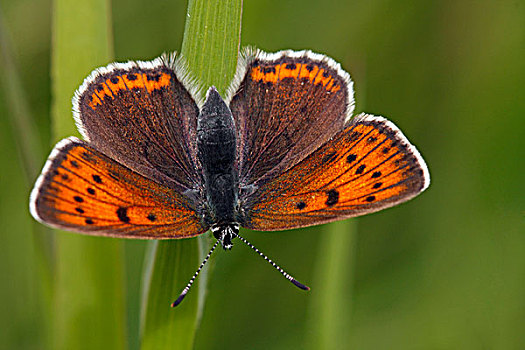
[197,87,238,225]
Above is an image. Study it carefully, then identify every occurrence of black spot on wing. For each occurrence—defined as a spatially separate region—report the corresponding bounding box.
[346,154,357,164]
[326,190,339,206]
[147,73,161,82]
[355,164,366,175]
[116,207,130,223]
[92,174,102,184]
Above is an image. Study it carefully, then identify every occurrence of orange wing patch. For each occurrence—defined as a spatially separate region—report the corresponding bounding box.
[30,137,207,239]
[250,62,341,93]
[243,113,429,231]
[88,72,172,109]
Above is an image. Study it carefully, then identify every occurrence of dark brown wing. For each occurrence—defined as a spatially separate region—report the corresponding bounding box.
[227,49,354,188]
[74,55,201,193]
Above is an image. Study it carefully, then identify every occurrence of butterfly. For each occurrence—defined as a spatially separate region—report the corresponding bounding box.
[30,48,430,306]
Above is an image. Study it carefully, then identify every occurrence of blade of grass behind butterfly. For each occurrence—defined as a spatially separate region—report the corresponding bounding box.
[51,0,126,349]
[306,220,357,349]
[139,1,242,349]
[0,8,52,348]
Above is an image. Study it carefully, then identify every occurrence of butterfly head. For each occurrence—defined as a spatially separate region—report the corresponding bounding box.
[211,223,240,250]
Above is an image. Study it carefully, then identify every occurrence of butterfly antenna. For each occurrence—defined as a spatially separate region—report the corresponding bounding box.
[232,232,310,291]
[171,239,220,307]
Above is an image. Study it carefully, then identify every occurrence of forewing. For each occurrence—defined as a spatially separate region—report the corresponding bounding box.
[30,138,207,239]
[74,55,201,193]
[242,114,430,231]
[228,49,354,187]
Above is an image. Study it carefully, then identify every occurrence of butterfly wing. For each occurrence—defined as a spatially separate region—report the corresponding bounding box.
[30,137,207,238]
[228,49,354,188]
[241,114,430,231]
[74,55,201,193]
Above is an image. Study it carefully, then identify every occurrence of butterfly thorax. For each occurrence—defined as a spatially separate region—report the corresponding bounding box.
[197,87,240,245]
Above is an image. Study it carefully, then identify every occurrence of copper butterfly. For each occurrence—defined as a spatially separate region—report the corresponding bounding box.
[30,48,430,306]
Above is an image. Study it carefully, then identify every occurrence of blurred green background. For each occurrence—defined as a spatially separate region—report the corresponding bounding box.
[1,0,523,349]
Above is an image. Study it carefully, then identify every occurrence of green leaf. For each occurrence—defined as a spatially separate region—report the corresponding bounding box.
[140,1,242,349]
[51,0,126,349]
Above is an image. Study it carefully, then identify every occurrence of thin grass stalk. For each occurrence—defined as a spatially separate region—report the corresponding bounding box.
[139,1,242,349]
[307,220,357,349]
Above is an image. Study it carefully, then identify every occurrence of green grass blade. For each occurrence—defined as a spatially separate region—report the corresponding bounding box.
[306,220,357,349]
[0,10,45,183]
[52,0,126,349]
[0,9,53,348]
[181,0,243,98]
[140,239,205,349]
[52,0,114,141]
[140,1,242,349]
